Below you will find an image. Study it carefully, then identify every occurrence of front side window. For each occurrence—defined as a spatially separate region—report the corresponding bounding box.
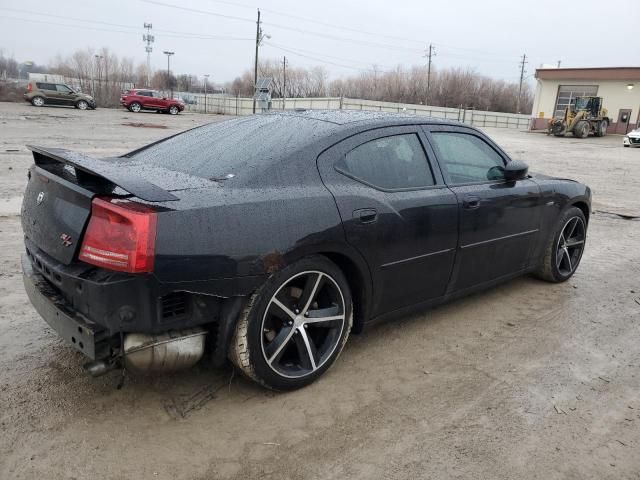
[56,85,72,93]
[337,134,434,190]
[430,132,505,184]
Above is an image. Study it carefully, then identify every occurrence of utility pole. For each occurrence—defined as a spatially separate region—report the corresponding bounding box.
[253,9,261,114]
[94,54,104,102]
[204,74,209,114]
[282,56,287,110]
[516,53,527,114]
[163,51,174,98]
[143,23,154,87]
[557,60,562,68]
[424,43,435,106]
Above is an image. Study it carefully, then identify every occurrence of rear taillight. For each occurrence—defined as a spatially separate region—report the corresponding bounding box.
[27,83,32,92]
[79,197,157,273]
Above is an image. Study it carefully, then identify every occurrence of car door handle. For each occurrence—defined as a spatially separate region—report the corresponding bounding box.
[463,196,481,210]
[353,208,378,224]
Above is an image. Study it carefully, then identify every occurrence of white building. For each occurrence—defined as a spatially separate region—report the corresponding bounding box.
[531,67,640,134]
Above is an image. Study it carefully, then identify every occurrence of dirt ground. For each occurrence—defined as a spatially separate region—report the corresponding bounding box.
[0,102,639,480]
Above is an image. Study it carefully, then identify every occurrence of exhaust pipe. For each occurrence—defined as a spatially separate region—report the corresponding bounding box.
[122,328,207,373]
[84,359,119,377]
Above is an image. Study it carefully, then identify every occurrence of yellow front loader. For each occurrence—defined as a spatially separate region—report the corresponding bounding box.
[548,96,610,138]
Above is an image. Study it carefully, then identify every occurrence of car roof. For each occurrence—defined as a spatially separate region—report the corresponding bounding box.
[260,109,465,128]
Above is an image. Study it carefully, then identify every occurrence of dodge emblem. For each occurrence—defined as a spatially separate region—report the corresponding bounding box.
[60,233,73,247]
[36,192,45,205]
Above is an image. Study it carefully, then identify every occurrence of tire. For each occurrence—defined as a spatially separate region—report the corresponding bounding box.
[573,121,589,138]
[599,120,608,137]
[624,144,630,148]
[229,255,353,391]
[551,121,566,137]
[534,206,587,283]
[129,102,142,113]
[169,105,179,115]
[76,100,88,110]
[31,96,45,107]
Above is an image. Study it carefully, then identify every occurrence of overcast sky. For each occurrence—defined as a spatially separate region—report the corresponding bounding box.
[0,0,638,84]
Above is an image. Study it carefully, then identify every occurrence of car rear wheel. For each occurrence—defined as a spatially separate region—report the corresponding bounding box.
[169,105,179,115]
[76,100,88,110]
[129,102,141,113]
[534,206,587,283]
[31,96,45,107]
[229,255,353,391]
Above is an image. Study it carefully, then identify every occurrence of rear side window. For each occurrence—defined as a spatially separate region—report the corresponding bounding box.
[337,134,434,190]
[430,132,505,184]
[36,83,56,91]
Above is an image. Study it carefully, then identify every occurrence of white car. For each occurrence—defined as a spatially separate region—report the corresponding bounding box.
[623,127,640,147]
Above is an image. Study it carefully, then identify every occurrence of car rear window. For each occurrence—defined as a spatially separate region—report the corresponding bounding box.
[126,115,335,179]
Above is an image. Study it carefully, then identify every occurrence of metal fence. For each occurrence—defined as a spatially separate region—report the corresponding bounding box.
[173,92,533,130]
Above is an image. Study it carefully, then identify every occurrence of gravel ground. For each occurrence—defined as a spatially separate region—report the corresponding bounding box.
[0,102,639,480]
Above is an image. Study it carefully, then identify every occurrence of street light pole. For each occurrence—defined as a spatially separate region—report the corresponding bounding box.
[204,74,209,114]
[163,51,174,98]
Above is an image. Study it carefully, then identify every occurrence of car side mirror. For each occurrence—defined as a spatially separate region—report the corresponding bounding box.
[504,160,529,181]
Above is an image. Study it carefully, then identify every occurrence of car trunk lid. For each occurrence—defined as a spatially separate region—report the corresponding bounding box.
[22,146,188,266]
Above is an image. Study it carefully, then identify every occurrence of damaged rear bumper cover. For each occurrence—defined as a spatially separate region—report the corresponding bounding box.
[22,254,111,360]
[22,251,252,368]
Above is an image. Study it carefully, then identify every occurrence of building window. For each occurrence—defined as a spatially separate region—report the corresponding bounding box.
[554,85,598,118]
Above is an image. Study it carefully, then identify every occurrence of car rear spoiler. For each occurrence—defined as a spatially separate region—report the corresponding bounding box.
[26,145,178,202]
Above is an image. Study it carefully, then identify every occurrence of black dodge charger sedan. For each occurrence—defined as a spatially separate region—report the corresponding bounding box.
[21,111,591,390]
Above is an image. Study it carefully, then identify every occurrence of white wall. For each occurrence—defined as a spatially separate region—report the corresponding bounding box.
[177,94,532,130]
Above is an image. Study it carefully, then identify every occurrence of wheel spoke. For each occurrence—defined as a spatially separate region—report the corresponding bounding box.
[265,325,295,364]
[565,248,573,272]
[556,247,564,268]
[299,273,323,314]
[305,305,344,325]
[271,297,296,321]
[295,327,317,371]
[565,239,584,248]
[565,218,578,240]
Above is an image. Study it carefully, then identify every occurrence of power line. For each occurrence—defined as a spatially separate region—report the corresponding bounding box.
[264,42,394,71]
[0,7,252,40]
[263,42,392,73]
[137,0,424,54]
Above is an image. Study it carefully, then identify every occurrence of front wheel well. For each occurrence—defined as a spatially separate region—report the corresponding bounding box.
[320,252,368,334]
[572,201,590,224]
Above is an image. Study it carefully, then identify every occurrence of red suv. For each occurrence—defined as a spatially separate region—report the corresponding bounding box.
[120,89,185,115]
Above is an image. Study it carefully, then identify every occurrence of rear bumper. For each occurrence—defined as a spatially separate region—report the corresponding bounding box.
[22,254,111,360]
[22,240,228,335]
